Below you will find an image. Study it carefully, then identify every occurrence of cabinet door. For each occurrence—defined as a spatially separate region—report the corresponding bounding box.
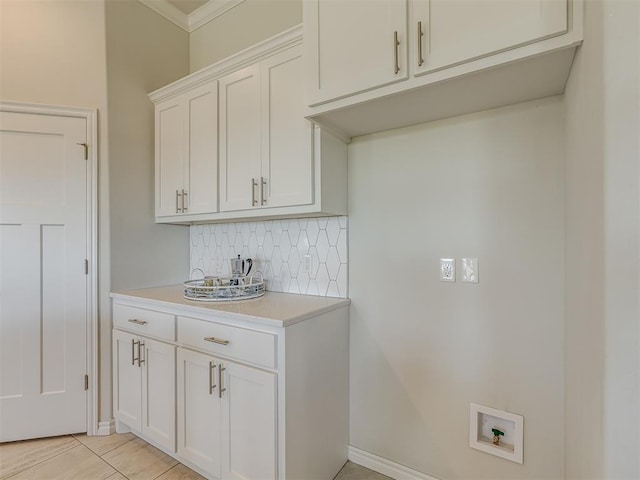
[306,0,408,106]
[412,0,568,76]
[219,65,262,212]
[221,361,277,480]
[141,338,175,452]
[113,330,142,430]
[155,99,185,217]
[261,47,313,209]
[185,80,218,215]
[177,348,221,478]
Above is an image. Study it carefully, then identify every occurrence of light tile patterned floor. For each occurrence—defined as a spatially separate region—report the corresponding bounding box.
[0,433,389,480]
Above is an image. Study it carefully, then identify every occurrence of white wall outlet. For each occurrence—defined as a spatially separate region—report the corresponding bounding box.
[461,257,479,283]
[302,254,312,274]
[440,258,455,282]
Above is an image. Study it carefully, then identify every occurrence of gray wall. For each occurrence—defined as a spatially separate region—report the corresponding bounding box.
[189,0,301,71]
[104,0,190,422]
[564,0,640,478]
[0,0,191,425]
[0,0,112,423]
[348,98,565,479]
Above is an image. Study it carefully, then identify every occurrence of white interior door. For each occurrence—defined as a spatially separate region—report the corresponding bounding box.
[0,111,88,442]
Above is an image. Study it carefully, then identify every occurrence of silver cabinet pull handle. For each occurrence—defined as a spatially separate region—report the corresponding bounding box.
[209,361,216,395]
[176,190,182,213]
[132,339,139,366]
[394,31,400,74]
[417,21,424,66]
[251,178,258,206]
[128,318,148,325]
[182,189,188,212]
[138,341,144,366]
[204,336,230,346]
[218,364,226,399]
[260,177,267,206]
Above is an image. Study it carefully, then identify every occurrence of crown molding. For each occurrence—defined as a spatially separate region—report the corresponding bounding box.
[189,0,245,31]
[138,0,246,33]
[149,24,303,103]
[138,0,189,31]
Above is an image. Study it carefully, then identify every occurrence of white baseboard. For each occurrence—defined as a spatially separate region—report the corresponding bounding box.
[348,445,440,480]
[96,419,115,436]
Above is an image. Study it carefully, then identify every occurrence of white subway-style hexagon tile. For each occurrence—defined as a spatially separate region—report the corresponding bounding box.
[190,216,348,298]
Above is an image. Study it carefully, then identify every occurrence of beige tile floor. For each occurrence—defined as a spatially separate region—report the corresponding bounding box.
[0,433,389,480]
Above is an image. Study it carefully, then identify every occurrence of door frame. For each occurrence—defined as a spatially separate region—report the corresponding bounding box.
[0,101,99,435]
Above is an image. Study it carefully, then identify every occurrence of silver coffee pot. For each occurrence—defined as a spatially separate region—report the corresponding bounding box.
[230,255,253,278]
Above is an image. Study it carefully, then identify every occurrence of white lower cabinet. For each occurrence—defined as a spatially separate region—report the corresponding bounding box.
[176,348,222,476]
[112,290,349,480]
[221,360,276,480]
[177,348,276,480]
[113,330,176,452]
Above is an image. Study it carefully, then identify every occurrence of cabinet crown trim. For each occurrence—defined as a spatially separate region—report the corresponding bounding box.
[149,24,303,103]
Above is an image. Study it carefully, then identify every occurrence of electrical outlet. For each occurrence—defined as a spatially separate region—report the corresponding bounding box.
[440,258,455,282]
[302,254,312,274]
[461,258,479,283]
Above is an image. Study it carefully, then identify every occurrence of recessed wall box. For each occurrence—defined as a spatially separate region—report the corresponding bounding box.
[469,403,524,464]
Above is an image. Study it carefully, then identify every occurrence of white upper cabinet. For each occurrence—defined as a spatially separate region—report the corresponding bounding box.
[261,49,313,209]
[155,80,218,218]
[306,0,408,105]
[411,0,568,76]
[304,0,582,138]
[219,64,262,212]
[150,26,347,224]
[220,47,314,213]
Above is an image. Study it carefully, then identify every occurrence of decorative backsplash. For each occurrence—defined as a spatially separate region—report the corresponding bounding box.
[190,216,348,298]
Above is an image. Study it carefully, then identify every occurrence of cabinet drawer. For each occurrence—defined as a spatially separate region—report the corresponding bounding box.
[113,304,176,342]
[178,316,276,369]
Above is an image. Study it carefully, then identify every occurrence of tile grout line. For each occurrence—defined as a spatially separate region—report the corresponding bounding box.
[0,435,82,480]
[73,434,137,457]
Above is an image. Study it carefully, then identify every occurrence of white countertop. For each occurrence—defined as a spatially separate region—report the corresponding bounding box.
[110,285,350,328]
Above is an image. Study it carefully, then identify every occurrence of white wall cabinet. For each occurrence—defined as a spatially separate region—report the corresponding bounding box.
[111,287,349,480]
[150,26,347,224]
[220,46,313,213]
[112,330,176,452]
[155,80,218,218]
[411,0,568,76]
[306,0,409,105]
[304,0,582,137]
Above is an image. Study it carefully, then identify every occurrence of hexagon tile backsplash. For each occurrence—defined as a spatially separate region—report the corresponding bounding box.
[190,216,348,298]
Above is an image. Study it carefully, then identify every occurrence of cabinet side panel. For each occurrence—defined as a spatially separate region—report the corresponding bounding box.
[284,307,349,479]
[318,128,348,215]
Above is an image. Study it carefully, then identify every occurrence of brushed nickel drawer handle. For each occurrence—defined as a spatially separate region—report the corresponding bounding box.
[209,361,216,395]
[204,336,230,346]
[128,319,148,325]
[132,339,139,366]
[393,30,400,74]
[251,178,258,206]
[138,341,145,366]
[417,21,424,67]
[218,364,226,399]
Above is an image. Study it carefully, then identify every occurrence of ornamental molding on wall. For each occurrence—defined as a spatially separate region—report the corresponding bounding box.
[138,0,245,32]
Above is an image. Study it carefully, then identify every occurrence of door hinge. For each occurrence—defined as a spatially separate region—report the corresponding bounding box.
[77,142,88,160]
[84,259,88,275]
[84,374,89,391]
